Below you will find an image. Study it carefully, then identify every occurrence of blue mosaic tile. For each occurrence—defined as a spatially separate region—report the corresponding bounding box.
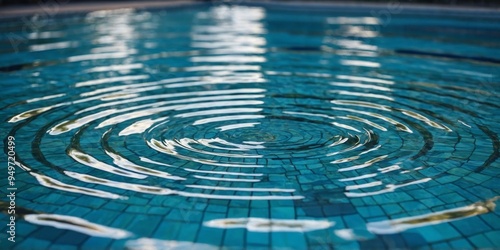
[247,231,270,247]
[10,238,44,250]
[323,203,357,216]
[372,192,413,204]
[224,228,246,246]
[334,241,359,250]
[343,214,366,230]
[420,198,446,209]
[80,237,113,250]
[359,236,386,249]
[401,232,427,249]
[400,201,427,213]
[197,226,224,246]
[250,208,270,218]
[54,231,88,246]
[418,223,461,243]
[153,220,181,239]
[469,233,495,248]
[484,230,500,246]
[467,185,498,199]
[102,201,128,211]
[125,204,151,214]
[436,175,460,184]
[226,206,249,219]
[451,216,490,236]
[426,184,458,196]
[356,205,385,218]
[128,214,162,236]
[271,207,295,219]
[29,227,66,243]
[448,238,473,249]
[110,213,135,230]
[13,220,38,238]
[438,192,466,203]
[71,196,107,209]
[430,241,451,249]
[301,205,323,217]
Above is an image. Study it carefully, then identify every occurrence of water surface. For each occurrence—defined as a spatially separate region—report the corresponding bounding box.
[0,3,499,249]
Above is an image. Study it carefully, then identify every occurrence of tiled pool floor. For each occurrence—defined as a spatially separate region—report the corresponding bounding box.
[0,2,499,249]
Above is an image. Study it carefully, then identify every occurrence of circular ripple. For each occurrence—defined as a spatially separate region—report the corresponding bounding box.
[1,3,499,246]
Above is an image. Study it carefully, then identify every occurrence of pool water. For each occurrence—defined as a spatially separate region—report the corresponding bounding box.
[1,3,499,249]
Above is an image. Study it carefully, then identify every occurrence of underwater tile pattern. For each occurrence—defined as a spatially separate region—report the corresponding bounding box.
[0,2,499,249]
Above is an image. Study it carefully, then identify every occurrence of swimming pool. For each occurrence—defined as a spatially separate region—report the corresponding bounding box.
[0,2,499,249]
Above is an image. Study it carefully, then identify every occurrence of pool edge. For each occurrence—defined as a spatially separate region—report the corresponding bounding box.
[0,0,203,19]
[1,0,499,20]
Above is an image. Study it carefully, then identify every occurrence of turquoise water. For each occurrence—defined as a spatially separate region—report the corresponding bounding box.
[1,3,499,249]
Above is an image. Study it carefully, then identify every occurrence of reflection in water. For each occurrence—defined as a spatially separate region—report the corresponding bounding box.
[125,238,218,250]
[25,214,132,239]
[31,172,125,199]
[67,148,147,179]
[204,218,334,232]
[1,4,499,249]
[367,196,500,234]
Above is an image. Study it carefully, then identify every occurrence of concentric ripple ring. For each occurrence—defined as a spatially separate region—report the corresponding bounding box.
[0,3,499,249]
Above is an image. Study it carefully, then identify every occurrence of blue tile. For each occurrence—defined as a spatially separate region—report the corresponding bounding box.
[334,241,359,250]
[80,237,113,250]
[286,233,308,249]
[247,231,270,246]
[125,205,150,214]
[479,213,500,230]
[451,216,490,236]
[323,203,356,216]
[14,238,51,250]
[356,206,385,218]
[418,223,461,243]
[54,230,88,245]
[436,175,460,184]
[448,238,473,249]
[430,241,451,249]
[401,232,427,248]
[197,226,224,246]
[34,193,76,205]
[223,228,245,247]
[45,244,78,250]
[372,192,413,204]
[343,214,365,230]
[469,233,494,248]
[30,227,66,242]
[382,204,403,215]
[71,196,107,209]
[302,206,323,217]
[250,208,269,218]
[426,184,457,196]
[270,232,298,249]
[271,207,295,219]
[54,205,92,217]
[441,192,467,203]
[14,221,38,237]
[153,221,181,239]
[227,207,249,218]
[467,185,497,199]
[359,236,386,249]
[102,201,128,211]
[420,197,445,208]
[110,213,135,230]
[484,230,500,246]
[400,201,427,213]
[128,214,162,236]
